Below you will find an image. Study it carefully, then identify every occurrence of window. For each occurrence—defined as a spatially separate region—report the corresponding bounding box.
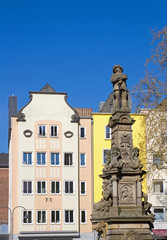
[80,127,86,138]
[105,125,111,139]
[23,153,32,165]
[51,153,60,166]
[65,181,74,194]
[23,181,32,194]
[38,125,46,137]
[153,153,163,165]
[50,125,58,137]
[51,181,61,194]
[51,210,61,224]
[37,210,47,224]
[103,149,110,165]
[65,210,74,223]
[80,181,86,195]
[37,153,46,166]
[37,181,46,194]
[80,210,87,224]
[153,180,164,193]
[23,210,32,224]
[64,153,73,166]
[154,208,165,221]
[80,153,86,167]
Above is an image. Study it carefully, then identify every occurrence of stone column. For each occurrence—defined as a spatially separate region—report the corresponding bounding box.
[136,179,142,205]
[113,178,118,206]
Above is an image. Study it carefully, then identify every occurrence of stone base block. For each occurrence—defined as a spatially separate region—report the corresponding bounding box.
[106,223,153,240]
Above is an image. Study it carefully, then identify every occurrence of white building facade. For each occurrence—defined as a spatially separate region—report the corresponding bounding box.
[9,84,93,240]
[142,109,167,237]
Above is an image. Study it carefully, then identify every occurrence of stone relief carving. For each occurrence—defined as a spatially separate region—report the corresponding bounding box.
[120,185,133,203]
[121,230,142,240]
[103,147,143,172]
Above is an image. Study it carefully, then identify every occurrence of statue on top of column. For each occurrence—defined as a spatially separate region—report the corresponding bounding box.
[111,65,129,110]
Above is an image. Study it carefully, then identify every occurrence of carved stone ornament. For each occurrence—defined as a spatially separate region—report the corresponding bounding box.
[23,129,33,138]
[71,112,80,122]
[120,185,133,203]
[92,222,107,239]
[121,230,142,240]
[64,131,74,138]
[17,112,26,121]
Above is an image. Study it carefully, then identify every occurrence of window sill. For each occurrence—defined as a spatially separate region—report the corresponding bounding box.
[50,164,61,167]
[50,222,61,225]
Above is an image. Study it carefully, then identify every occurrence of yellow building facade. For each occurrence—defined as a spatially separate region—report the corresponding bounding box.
[93,113,147,203]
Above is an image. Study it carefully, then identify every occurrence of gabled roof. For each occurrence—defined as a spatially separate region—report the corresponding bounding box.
[40,84,56,93]
[99,92,113,113]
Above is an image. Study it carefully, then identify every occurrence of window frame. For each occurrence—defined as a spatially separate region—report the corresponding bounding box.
[50,181,61,195]
[64,181,74,194]
[22,210,33,224]
[50,125,58,138]
[50,210,61,224]
[103,149,110,165]
[38,125,47,137]
[37,152,47,166]
[80,153,86,167]
[64,153,73,166]
[80,210,87,224]
[23,152,33,166]
[105,125,111,139]
[153,207,165,221]
[50,152,60,166]
[80,127,86,138]
[36,181,47,195]
[22,180,33,195]
[80,181,86,195]
[153,180,164,194]
[36,210,47,224]
[64,210,74,224]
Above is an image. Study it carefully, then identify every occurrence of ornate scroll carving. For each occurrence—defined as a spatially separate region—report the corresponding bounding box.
[121,230,142,240]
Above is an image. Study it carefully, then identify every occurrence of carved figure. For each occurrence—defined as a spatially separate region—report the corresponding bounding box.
[121,185,133,203]
[142,192,152,215]
[92,222,106,240]
[129,147,143,169]
[110,147,122,168]
[93,180,113,218]
[103,150,111,171]
[111,65,128,109]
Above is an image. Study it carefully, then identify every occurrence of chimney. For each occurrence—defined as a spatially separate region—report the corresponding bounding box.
[8,96,17,146]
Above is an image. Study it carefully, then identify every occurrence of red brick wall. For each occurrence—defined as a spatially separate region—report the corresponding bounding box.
[0,169,9,223]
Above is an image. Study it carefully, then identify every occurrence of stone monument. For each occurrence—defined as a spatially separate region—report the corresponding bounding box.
[91,65,154,240]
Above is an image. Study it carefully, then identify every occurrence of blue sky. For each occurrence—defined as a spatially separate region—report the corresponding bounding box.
[0,0,167,153]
